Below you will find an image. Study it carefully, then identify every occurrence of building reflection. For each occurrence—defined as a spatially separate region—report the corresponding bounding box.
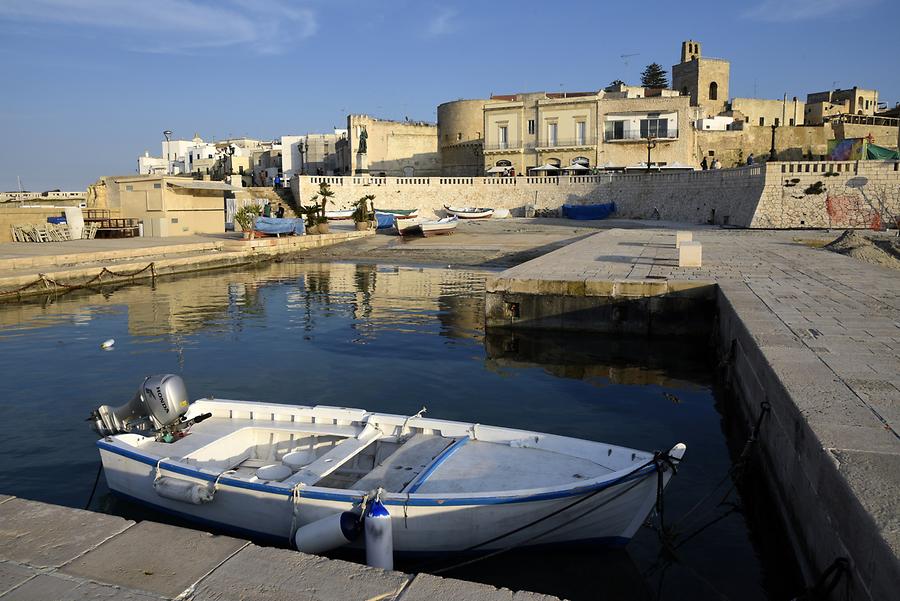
[484,329,712,389]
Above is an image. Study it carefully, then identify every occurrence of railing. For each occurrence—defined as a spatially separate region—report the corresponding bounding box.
[483,141,523,151]
[535,136,597,149]
[604,129,679,142]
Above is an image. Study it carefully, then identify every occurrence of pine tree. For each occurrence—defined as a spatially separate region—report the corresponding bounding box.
[640,63,669,89]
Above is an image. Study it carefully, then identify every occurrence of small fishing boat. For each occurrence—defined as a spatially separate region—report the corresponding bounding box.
[419,216,459,237]
[444,205,494,219]
[324,210,354,221]
[562,203,617,220]
[394,218,422,237]
[375,208,419,219]
[89,375,685,555]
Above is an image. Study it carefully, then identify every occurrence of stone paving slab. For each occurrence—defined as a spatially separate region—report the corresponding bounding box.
[0,572,164,601]
[61,521,247,598]
[186,544,411,601]
[0,499,133,568]
[396,573,562,601]
[0,562,37,596]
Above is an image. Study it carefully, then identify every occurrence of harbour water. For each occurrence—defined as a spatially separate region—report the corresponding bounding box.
[0,260,800,600]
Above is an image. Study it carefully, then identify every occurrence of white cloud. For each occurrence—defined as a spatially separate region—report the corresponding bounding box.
[425,8,458,37]
[742,0,878,21]
[0,0,317,54]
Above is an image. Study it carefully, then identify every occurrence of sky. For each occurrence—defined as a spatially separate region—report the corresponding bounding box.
[0,0,896,191]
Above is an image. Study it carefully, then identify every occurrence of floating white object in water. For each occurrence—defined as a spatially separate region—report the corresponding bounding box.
[100,339,115,349]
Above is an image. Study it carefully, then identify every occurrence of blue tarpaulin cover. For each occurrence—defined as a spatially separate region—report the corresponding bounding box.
[375,212,396,229]
[254,217,305,235]
[562,202,616,220]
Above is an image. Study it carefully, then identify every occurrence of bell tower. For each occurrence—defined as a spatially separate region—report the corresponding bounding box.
[672,40,729,117]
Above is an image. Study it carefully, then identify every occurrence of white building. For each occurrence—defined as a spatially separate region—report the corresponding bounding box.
[281,129,347,180]
[695,116,734,131]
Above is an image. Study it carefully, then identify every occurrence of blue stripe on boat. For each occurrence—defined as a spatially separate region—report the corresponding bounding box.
[97,439,657,507]
[406,436,469,493]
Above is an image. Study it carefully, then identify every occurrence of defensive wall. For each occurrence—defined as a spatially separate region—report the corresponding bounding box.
[294,160,900,230]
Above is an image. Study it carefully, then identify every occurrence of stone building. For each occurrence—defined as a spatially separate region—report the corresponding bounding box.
[671,40,729,118]
[480,88,696,173]
[338,115,440,177]
[728,97,805,127]
[437,99,496,176]
[805,87,880,124]
[281,131,347,179]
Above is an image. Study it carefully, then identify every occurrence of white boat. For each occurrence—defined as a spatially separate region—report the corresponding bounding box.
[90,375,685,555]
[324,210,354,221]
[394,218,422,237]
[444,205,494,219]
[419,216,458,237]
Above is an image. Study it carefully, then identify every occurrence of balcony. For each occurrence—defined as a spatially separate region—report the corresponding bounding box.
[604,129,679,142]
[535,136,596,149]
[483,141,523,152]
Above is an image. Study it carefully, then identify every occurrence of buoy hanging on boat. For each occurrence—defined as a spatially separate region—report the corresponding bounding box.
[100,339,115,350]
[294,511,363,554]
[365,489,393,570]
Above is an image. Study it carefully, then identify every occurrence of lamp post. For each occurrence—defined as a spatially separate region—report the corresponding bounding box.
[646,136,657,173]
[769,123,778,161]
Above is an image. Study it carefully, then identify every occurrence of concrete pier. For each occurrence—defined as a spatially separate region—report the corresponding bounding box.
[485,227,900,601]
[0,231,373,301]
[0,495,561,600]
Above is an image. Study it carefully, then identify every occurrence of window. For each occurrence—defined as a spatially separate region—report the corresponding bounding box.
[759,117,765,126]
[126,185,133,191]
[775,118,780,126]
[604,121,625,140]
[576,121,586,145]
[153,183,161,189]
[709,82,718,100]
[547,122,558,146]
[527,119,535,135]
[208,154,213,159]
[639,118,668,138]
[457,132,463,141]
[498,125,508,149]
[789,118,795,126]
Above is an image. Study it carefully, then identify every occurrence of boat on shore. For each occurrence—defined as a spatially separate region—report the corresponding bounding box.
[375,208,419,219]
[420,216,459,237]
[444,205,494,219]
[394,218,422,237]
[89,375,685,555]
[324,210,355,221]
[562,203,617,220]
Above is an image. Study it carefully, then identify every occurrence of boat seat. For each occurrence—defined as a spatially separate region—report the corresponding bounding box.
[282,423,382,487]
[352,434,456,493]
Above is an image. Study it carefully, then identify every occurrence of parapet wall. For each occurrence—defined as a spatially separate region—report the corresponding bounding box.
[293,161,900,229]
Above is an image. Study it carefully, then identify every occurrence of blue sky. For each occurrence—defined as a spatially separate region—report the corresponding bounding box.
[0,0,895,191]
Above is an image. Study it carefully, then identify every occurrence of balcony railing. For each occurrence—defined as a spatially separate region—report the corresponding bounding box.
[604,129,679,142]
[535,136,597,148]
[483,141,523,151]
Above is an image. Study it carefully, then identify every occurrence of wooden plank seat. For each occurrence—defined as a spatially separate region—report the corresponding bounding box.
[282,423,383,487]
[353,434,458,493]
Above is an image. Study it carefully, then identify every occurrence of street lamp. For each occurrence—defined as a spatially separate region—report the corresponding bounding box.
[163,130,172,142]
[769,123,778,161]
[646,136,657,173]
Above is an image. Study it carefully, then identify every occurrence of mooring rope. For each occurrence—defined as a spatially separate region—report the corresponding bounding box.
[0,262,157,299]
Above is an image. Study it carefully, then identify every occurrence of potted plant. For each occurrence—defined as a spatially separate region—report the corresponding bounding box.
[234,204,262,239]
[316,183,334,234]
[353,194,376,230]
[301,194,320,234]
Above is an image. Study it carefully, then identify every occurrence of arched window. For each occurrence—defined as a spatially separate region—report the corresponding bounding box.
[548,158,561,167]
[709,82,718,101]
[572,156,590,166]
[858,96,864,108]
[496,160,512,167]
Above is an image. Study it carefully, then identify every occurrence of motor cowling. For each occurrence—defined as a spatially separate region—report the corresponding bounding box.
[91,374,190,437]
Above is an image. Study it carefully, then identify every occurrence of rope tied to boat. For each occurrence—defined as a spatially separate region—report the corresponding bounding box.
[418,448,681,575]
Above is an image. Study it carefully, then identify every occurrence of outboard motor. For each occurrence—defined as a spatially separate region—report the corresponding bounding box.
[90,374,208,441]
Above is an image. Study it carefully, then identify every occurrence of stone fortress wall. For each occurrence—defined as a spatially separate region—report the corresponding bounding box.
[294,160,900,230]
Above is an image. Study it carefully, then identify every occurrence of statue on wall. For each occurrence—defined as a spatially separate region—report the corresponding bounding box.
[357,127,368,154]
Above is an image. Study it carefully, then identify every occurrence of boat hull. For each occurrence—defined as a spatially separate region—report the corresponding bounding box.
[444,206,493,219]
[99,442,665,553]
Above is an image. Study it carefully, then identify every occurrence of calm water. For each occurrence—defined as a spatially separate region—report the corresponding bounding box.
[0,261,799,600]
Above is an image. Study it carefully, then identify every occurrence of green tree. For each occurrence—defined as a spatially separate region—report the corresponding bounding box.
[640,63,669,89]
[609,79,625,88]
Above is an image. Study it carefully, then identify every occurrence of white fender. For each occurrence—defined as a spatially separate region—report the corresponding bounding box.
[294,511,363,554]
[256,464,292,481]
[153,476,214,504]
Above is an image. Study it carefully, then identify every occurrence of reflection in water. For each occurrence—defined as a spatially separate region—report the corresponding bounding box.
[0,261,798,601]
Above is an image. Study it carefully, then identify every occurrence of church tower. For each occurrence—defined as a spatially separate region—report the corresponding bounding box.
[672,40,729,117]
